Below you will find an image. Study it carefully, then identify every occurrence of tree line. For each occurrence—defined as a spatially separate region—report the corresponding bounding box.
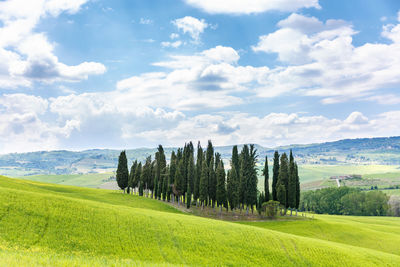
[300,187,389,216]
[116,140,300,214]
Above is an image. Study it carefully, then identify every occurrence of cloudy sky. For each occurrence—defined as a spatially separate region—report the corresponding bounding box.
[1,0,400,153]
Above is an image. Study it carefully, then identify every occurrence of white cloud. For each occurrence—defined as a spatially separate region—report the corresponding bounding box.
[184,0,320,14]
[0,0,105,89]
[172,16,208,42]
[139,18,153,25]
[250,13,400,103]
[161,41,183,48]
[170,33,179,39]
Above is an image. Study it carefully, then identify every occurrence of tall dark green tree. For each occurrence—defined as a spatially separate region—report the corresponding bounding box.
[215,152,221,170]
[288,150,296,208]
[295,163,300,209]
[187,154,195,208]
[238,145,248,212]
[128,160,137,194]
[208,155,217,208]
[168,151,177,202]
[134,162,142,193]
[272,151,280,201]
[194,142,203,204]
[247,144,258,213]
[116,151,129,193]
[227,165,239,211]
[277,184,286,208]
[231,145,240,178]
[263,156,269,202]
[199,160,208,208]
[206,140,214,168]
[155,145,167,200]
[175,159,185,204]
[141,156,152,196]
[216,160,227,211]
[277,153,289,208]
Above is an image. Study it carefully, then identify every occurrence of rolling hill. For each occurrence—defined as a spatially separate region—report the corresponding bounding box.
[1,175,400,266]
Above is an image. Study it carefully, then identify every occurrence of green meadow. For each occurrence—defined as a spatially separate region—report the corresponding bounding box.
[1,175,400,266]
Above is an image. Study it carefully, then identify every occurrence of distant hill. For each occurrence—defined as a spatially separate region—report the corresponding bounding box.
[1,136,400,177]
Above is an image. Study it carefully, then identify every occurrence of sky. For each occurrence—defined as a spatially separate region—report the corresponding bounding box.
[1,0,400,153]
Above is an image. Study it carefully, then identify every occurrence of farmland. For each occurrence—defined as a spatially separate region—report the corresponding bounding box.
[0,175,399,266]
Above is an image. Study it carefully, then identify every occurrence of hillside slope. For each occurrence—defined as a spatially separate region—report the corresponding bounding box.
[0,176,400,266]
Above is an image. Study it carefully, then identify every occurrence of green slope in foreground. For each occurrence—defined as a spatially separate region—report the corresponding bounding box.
[1,176,400,266]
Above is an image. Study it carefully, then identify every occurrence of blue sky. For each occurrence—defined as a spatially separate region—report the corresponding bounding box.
[0,0,400,153]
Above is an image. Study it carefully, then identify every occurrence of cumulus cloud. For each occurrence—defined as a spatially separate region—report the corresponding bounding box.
[184,0,320,14]
[251,13,400,103]
[172,16,208,42]
[0,0,106,88]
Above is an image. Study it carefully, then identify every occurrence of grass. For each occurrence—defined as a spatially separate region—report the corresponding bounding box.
[1,175,400,266]
[16,173,114,188]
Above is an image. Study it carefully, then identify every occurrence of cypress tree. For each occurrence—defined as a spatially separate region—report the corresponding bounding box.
[278,153,289,208]
[156,145,167,200]
[165,165,170,201]
[194,142,203,204]
[187,154,195,208]
[215,152,221,170]
[175,159,184,205]
[227,165,239,211]
[263,156,270,202]
[141,156,152,196]
[199,160,208,208]
[288,150,296,208]
[295,163,300,209]
[206,140,214,168]
[257,192,265,215]
[216,160,227,211]
[168,151,177,202]
[116,151,129,193]
[272,151,280,201]
[239,146,248,212]
[231,145,240,177]
[277,184,286,209]
[208,155,217,208]
[247,144,258,213]
[134,162,142,194]
[128,160,137,194]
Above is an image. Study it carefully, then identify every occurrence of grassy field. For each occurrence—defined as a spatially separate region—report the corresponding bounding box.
[16,172,114,188]
[1,176,400,266]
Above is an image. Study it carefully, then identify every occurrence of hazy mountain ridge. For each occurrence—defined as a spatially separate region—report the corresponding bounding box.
[1,136,400,176]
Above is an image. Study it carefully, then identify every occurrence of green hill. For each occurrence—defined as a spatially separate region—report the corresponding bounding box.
[1,176,400,266]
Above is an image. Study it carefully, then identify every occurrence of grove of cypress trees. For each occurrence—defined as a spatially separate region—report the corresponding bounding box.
[141,156,152,196]
[169,151,177,202]
[128,160,137,194]
[175,159,184,205]
[263,156,269,202]
[116,151,129,193]
[134,162,142,194]
[227,165,239,211]
[216,160,227,212]
[272,151,280,201]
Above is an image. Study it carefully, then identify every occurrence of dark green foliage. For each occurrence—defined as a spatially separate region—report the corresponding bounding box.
[277,153,289,208]
[257,192,265,215]
[187,154,195,208]
[194,142,203,202]
[277,184,286,208]
[263,156,269,202]
[238,145,249,209]
[116,151,129,192]
[247,145,258,212]
[215,153,221,170]
[134,162,142,193]
[168,151,177,201]
[208,155,217,208]
[216,161,227,209]
[227,165,239,211]
[175,159,184,199]
[199,160,208,206]
[206,140,214,168]
[231,145,240,178]
[141,156,152,196]
[300,187,389,216]
[295,163,300,209]
[263,200,280,217]
[128,160,137,193]
[288,150,296,208]
[155,145,167,200]
[272,151,279,201]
